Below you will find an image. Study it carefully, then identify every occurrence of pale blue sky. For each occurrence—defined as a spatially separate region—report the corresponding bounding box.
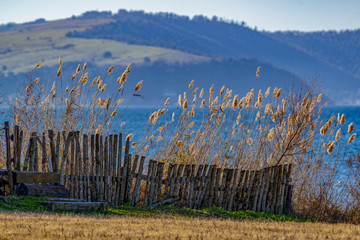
[0,0,359,31]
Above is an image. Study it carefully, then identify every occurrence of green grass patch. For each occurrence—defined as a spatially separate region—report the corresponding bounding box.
[0,195,305,222]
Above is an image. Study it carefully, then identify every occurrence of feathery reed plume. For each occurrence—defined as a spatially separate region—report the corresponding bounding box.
[134,80,143,91]
[199,88,204,98]
[107,66,115,75]
[119,64,131,84]
[164,98,169,106]
[265,87,271,97]
[188,80,194,90]
[183,99,188,111]
[76,64,81,74]
[192,87,199,95]
[348,123,354,134]
[327,141,335,154]
[57,66,62,77]
[192,95,197,103]
[178,95,183,107]
[335,129,341,141]
[340,114,345,125]
[35,61,44,68]
[34,78,40,84]
[83,62,87,70]
[111,109,117,117]
[126,134,134,141]
[58,56,62,66]
[348,133,356,144]
[256,66,261,77]
[317,94,322,103]
[220,85,225,96]
[232,95,238,110]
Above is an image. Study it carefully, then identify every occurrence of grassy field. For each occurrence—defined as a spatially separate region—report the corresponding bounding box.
[0,18,207,74]
[0,211,359,239]
[0,196,359,239]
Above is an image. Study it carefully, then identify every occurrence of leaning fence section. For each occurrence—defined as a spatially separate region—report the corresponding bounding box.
[3,123,293,214]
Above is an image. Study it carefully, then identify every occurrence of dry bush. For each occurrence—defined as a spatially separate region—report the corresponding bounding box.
[1,61,359,223]
[132,78,357,222]
[0,58,143,169]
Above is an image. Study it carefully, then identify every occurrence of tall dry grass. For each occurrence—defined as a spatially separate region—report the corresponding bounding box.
[1,60,359,223]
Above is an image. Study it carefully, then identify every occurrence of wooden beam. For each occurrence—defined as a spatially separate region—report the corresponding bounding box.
[13,171,60,184]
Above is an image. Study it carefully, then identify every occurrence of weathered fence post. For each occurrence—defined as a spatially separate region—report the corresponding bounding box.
[4,121,13,193]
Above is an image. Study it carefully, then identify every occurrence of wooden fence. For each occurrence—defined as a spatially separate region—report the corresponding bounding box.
[3,123,293,214]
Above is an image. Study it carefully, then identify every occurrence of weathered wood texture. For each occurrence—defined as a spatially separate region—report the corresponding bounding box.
[4,126,293,214]
[16,183,68,198]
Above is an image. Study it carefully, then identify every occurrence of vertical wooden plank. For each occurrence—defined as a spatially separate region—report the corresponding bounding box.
[54,131,61,173]
[169,164,177,196]
[173,164,184,198]
[198,165,214,209]
[4,121,13,193]
[227,169,238,211]
[23,135,33,171]
[181,164,192,208]
[222,168,234,209]
[195,165,209,209]
[206,165,217,207]
[111,134,118,205]
[18,130,23,169]
[75,132,82,200]
[132,156,146,205]
[90,134,95,201]
[41,132,47,171]
[115,133,123,206]
[237,170,249,211]
[284,164,293,213]
[94,134,100,201]
[69,133,75,198]
[257,167,268,212]
[251,170,262,211]
[278,165,287,214]
[107,135,113,205]
[99,135,104,201]
[164,164,174,198]
[33,134,39,171]
[262,167,272,212]
[119,149,128,205]
[28,132,37,171]
[284,164,293,214]
[177,164,189,207]
[14,125,21,171]
[213,168,222,207]
[245,170,256,210]
[125,154,133,203]
[156,162,165,202]
[128,154,139,202]
[83,134,90,202]
[272,166,282,213]
[48,130,56,172]
[217,168,227,207]
[270,166,280,212]
[144,160,154,206]
[60,132,71,186]
[103,136,109,205]
[266,166,276,212]
[189,165,202,209]
[148,160,157,205]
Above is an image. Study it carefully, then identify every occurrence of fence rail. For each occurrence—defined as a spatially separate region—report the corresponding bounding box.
[3,123,293,214]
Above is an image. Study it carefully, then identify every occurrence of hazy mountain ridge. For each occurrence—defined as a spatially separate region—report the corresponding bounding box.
[1,9,359,104]
[65,9,360,104]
